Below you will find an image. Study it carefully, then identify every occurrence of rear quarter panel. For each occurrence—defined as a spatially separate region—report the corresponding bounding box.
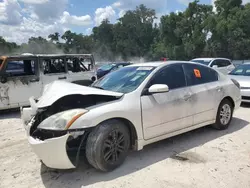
[218,73,241,111]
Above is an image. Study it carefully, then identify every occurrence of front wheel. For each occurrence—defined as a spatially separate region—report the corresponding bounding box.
[212,99,233,130]
[86,120,130,172]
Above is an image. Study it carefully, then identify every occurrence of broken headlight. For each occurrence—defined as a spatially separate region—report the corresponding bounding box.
[38,109,88,131]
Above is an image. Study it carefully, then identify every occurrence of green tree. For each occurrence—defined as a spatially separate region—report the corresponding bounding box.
[113,4,157,60]
[48,32,60,43]
[161,0,212,60]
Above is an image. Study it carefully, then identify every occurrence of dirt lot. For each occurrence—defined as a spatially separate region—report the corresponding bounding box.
[0,106,250,188]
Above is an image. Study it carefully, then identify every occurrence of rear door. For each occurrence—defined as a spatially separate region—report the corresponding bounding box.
[183,64,220,125]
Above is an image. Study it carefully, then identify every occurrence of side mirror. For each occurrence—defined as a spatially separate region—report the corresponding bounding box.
[212,65,218,68]
[148,84,169,94]
[111,67,118,72]
[0,76,7,84]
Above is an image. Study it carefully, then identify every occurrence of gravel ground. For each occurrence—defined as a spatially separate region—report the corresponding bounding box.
[0,105,250,188]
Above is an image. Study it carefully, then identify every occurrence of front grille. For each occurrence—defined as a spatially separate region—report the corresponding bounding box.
[242,96,250,100]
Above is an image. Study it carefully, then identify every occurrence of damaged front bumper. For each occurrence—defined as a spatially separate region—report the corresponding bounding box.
[21,106,86,169]
[28,134,76,169]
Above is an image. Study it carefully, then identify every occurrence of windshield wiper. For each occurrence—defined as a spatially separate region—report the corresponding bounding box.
[92,86,104,90]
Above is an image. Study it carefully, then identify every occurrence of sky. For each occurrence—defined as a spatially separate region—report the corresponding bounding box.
[0,0,249,44]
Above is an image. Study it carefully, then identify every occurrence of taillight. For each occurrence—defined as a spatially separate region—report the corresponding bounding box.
[231,79,240,89]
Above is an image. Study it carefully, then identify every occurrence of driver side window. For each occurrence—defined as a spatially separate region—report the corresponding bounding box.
[149,64,186,90]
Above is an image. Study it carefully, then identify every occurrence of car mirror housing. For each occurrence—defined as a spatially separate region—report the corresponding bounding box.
[212,65,218,68]
[148,84,169,94]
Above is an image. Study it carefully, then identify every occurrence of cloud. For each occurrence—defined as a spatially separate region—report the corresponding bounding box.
[0,0,91,43]
[85,28,92,35]
[177,0,193,6]
[94,6,116,25]
[118,9,126,18]
[0,0,22,25]
[60,11,92,26]
[112,1,122,8]
[113,0,167,11]
[0,17,67,44]
[18,0,49,4]
[27,0,68,22]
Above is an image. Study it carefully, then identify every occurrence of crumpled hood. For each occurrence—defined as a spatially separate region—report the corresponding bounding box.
[229,75,250,88]
[36,80,123,108]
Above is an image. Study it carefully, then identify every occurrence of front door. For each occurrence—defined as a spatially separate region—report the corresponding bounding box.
[141,64,193,140]
[0,58,42,109]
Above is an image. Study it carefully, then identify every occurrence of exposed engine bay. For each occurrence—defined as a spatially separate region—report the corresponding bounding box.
[26,93,121,167]
[30,94,119,138]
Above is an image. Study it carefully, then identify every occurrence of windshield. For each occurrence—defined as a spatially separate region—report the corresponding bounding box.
[99,64,116,71]
[92,66,155,93]
[191,60,211,66]
[229,64,250,76]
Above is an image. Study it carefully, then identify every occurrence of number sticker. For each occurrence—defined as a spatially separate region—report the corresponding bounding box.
[194,69,201,78]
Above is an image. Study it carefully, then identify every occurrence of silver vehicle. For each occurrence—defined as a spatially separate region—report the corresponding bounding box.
[21,61,241,172]
[228,63,250,103]
[191,58,235,75]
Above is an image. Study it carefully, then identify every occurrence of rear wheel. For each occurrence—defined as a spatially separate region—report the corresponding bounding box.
[212,99,233,130]
[86,120,130,171]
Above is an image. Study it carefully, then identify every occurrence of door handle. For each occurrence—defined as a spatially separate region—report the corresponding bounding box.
[183,94,191,101]
[58,76,67,80]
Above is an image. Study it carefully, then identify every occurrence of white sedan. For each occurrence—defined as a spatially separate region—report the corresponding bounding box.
[191,58,235,75]
[21,61,241,172]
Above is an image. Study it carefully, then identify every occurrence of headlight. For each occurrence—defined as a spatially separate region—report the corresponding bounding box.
[38,109,88,130]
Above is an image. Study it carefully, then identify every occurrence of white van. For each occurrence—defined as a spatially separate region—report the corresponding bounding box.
[0,54,97,110]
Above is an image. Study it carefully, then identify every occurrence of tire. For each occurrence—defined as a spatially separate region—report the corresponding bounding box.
[212,99,234,130]
[86,120,130,172]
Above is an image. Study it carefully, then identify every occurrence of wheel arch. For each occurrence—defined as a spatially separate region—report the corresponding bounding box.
[222,96,235,108]
[99,117,138,150]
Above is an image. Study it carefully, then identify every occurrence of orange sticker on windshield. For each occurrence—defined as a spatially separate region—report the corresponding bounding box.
[194,69,201,78]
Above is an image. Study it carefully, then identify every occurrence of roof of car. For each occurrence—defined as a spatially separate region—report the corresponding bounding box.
[128,61,191,67]
[113,62,131,65]
[191,57,231,61]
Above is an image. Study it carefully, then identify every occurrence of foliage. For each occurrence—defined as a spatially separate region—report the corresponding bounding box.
[1,1,250,61]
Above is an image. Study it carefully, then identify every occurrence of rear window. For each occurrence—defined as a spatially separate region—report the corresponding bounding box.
[184,64,218,86]
[211,59,231,67]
